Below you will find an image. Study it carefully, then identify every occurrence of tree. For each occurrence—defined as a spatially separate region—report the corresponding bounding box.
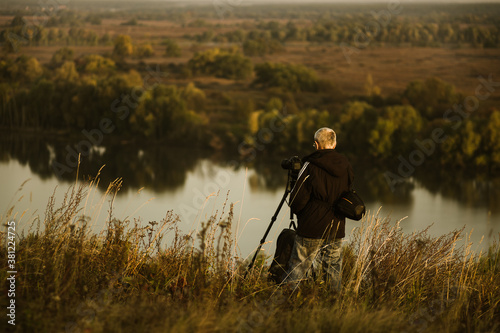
[364,73,381,97]
[484,110,500,167]
[213,52,253,80]
[164,38,181,57]
[460,121,481,161]
[50,47,74,68]
[243,39,265,57]
[9,55,43,83]
[403,77,461,119]
[439,119,481,167]
[86,14,102,25]
[368,118,396,159]
[188,48,220,75]
[265,97,283,113]
[26,79,56,129]
[181,82,206,111]
[136,43,154,59]
[121,18,138,26]
[215,29,245,43]
[54,61,79,82]
[1,34,17,53]
[285,21,305,41]
[100,33,112,45]
[188,48,253,80]
[0,83,15,128]
[253,62,319,92]
[112,35,134,58]
[10,15,24,27]
[336,101,377,155]
[288,109,331,151]
[368,105,423,158]
[130,84,206,140]
[336,100,424,160]
[195,30,215,43]
[47,28,60,44]
[243,38,283,56]
[79,54,116,75]
[438,23,455,44]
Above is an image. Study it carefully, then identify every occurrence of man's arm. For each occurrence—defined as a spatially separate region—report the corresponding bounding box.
[289,162,311,214]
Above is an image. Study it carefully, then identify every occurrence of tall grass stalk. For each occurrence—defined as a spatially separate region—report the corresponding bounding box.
[1,176,499,333]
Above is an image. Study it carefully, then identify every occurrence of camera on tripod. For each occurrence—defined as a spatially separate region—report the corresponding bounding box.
[281,156,302,179]
[245,155,302,280]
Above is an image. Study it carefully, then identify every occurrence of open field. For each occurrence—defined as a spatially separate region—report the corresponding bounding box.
[19,42,500,97]
[4,15,500,98]
[17,44,500,110]
[260,45,500,97]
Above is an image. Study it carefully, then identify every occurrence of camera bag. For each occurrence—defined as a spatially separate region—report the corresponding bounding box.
[268,227,296,284]
[334,189,365,221]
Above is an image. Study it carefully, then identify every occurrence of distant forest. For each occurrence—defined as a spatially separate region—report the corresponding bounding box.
[2,3,500,48]
[1,1,499,175]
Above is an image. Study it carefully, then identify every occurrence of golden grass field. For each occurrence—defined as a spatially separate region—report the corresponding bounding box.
[1,178,498,332]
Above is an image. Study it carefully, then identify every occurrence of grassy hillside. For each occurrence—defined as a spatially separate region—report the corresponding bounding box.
[1,177,499,332]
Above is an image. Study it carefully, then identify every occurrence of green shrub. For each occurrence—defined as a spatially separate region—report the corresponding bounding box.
[188,48,253,80]
[164,38,182,57]
[253,62,319,92]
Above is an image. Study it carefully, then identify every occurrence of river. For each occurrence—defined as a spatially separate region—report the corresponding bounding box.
[2,135,499,259]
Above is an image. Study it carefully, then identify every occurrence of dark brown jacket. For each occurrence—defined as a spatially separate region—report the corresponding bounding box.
[289,149,354,239]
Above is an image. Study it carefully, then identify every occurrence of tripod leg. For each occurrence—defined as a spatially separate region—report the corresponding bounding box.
[244,187,289,278]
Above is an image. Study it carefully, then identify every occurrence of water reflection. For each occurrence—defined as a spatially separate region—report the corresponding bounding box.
[0,132,55,180]
[1,133,208,192]
[414,167,500,214]
[2,133,499,214]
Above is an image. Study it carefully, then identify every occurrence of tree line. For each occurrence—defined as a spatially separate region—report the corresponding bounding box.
[184,16,500,49]
[2,6,500,55]
[0,54,209,144]
[1,40,499,174]
[1,23,113,51]
[186,22,500,49]
[246,78,500,174]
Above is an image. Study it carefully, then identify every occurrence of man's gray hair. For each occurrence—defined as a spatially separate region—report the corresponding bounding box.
[314,127,336,149]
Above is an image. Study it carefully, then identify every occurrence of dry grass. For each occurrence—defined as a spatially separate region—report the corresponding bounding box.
[1,176,499,332]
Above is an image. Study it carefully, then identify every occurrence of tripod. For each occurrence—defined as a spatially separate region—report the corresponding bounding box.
[244,170,297,278]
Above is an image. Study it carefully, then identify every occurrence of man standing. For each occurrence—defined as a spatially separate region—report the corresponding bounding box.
[286,127,354,291]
